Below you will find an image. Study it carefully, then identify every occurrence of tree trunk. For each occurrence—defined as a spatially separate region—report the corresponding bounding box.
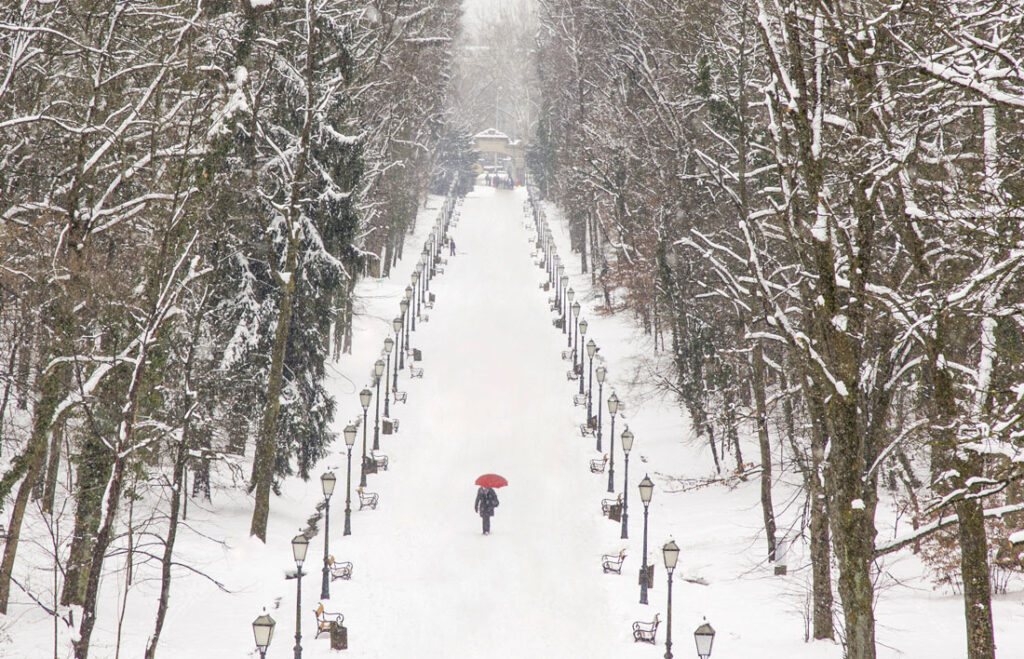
[41,420,64,515]
[956,492,995,659]
[0,365,62,613]
[61,434,114,607]
[750,343,777,561]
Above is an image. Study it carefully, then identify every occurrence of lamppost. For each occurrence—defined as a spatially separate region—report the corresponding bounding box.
[291,533,310,659]
[393,316,404,376]
[566,288,575,342]
[383,337,394,416]
[400,297,410,363]
[639,474,654,604]
[252,612,276,659]
[373,359,384,450]
[422,249,431,288]
[694,620,716,659]
[607,392,619,493]
[319,471,336,600]
[571,301,581,357]
[578,319,588,394]
[340,425,356,536]
[663,540,680,659]
[587,339,597,421]
[359,389,371,487]
[595,365,606,451]
[560,275,569,326]
[407,282,417,330]
[620,428,634,539]
[556,265,565,312]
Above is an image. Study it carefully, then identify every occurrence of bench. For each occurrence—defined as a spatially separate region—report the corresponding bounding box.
[327,556,353,581]
[566,369,579,381]
[602,549,627,574]
[579,423,595,437]
[561,350,572,361]
[590,455,608,473]
[573,393,589,407]
[392,390,408,404]
[423,300,434,309]
[357,488,379,510]
[601,494,623,516]
[372,451,389,471]
[633,614,661,644]
[410,367,424,378]
[313,603,344,638]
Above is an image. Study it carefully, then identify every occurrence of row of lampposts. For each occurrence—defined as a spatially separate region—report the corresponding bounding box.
[528,186,717,659]
[253,196,459,657]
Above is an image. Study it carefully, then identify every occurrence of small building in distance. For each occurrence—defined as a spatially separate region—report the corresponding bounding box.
[472,128,526,184]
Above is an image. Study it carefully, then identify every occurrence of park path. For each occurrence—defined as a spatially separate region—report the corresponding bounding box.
[327,185,622,658]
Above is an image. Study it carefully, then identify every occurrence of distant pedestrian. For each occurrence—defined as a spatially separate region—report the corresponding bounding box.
[474,486,499,534]
[449,239,456,256]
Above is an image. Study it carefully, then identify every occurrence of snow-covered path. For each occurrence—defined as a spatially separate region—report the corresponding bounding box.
[329,186,618,657]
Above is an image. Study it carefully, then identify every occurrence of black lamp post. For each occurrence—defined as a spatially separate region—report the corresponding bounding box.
[663,539,680,659]
[694,620,716,659]
[560,275,569,328]
[291,533,309,659]
[577,319,588,395]
[383,338,394,417]
[571,301,581,357]
[359,388,371,487]
[595,365,606,451]
[639,474,654,604]
[422,249,431,288]
[607,392,619,493]
[393,316,404,377]
[373,359,384,450]
[620,428,633,539]
[252,612,275,659]
[343,424,356,535]
[408,281,417,330]
[319,471,336,600]
[400,297,410,364]
[556,264,565,312]
[566,288,575,344]
[587,339,597,421]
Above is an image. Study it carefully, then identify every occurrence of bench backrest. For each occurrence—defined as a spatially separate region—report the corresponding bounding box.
[315,603,324,618]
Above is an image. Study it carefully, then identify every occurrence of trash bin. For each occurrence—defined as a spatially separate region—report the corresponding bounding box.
[363,456,377,474]
[413,348,422,361]
[639,565,654,588]
[382,420,393,435]
[429,293,436,303]
[330,621,348,650]
[609,504,622,522]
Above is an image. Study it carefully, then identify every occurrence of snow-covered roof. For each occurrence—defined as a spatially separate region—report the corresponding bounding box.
[473,128,509,140]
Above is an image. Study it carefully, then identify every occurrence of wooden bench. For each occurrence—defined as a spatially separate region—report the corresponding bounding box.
[410,366,424,378]
[566,369,579,381]
[371,451,389,471]
[327,556,353,581]
[601,494,623,516]
[579,423,595,437]
[633,614,660,644]
[573,393,589,407]
[313,603,344,638]
[590,455,608,473]
[561,350,572,361]
[357,488,379,510]
[602,549,627,574]
[392,390,408,404]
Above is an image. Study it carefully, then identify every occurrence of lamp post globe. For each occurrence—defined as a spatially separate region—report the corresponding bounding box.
[319,471,336,600]
[606,392,618,493]
[291,533,309,659]
[638,474,654,604]
[662,539,680,659]
[595,365,606,451]
[342,424,356,535]
[694,621,715,659]
[620,428,634,540]
[373,360,385,450]
[253,612,276,659]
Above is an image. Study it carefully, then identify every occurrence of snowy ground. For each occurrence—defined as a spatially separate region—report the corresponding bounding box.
[4,183,1024,658]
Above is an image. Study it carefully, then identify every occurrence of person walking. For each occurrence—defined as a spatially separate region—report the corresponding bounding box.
[474,486,499,534]
[449,238,456,256]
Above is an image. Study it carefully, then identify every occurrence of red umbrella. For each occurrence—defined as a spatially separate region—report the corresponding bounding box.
[475,473,508,488]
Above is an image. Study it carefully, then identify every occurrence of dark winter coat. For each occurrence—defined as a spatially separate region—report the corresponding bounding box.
[474,487,499,517]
